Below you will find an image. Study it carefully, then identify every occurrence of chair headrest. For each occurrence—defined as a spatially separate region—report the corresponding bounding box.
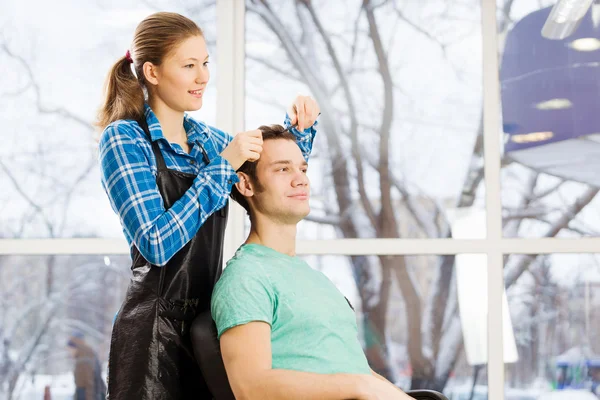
[190,310,236,400]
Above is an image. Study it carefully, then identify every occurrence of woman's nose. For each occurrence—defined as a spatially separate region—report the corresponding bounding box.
[196,68,208,84]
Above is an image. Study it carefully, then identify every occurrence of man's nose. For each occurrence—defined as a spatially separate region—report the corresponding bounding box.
[292,171,309,187]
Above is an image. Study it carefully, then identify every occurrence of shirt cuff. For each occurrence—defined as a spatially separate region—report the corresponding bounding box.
[284,112,319,137]
[194,155,240,198]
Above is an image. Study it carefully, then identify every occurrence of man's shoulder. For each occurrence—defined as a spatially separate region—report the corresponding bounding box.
[214,250,270,293]
[211,248,276,325]
[223,249,264,275]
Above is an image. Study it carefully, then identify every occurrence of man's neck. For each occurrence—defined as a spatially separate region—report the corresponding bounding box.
[245,216,298,257]
[148,97,187,145]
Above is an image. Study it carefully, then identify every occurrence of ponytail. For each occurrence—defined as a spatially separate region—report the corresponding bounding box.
[96,12,204,130]
[96,55,145,130]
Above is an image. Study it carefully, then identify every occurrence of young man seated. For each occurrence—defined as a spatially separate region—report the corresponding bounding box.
[211,125,413,400]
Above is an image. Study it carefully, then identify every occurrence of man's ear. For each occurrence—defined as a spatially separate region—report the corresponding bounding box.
[235,172,254,197]
[142,61,160,86]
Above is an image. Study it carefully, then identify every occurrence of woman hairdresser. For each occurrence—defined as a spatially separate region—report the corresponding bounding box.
[97,12,319,399]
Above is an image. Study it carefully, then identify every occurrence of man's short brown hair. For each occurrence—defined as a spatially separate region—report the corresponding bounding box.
[230,124,297,214]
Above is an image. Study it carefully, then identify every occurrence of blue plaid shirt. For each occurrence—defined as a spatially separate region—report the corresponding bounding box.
[99,105,316,266]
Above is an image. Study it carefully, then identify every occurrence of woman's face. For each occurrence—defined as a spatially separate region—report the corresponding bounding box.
[148,35,210,112]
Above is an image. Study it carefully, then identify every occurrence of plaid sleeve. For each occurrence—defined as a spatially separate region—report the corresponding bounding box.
[99,123,237,266]
[204,115,316,161]
[205,123,233,153]
[283,113,318,162]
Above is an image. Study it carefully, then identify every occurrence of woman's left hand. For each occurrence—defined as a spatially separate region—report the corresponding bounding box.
[287,95,320,131]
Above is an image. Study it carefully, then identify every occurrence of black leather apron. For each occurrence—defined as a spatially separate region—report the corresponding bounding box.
[107,120,228,399]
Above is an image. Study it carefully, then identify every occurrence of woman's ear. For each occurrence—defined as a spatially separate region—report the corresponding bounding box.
[143,61,160,86]
[235,172,254,197]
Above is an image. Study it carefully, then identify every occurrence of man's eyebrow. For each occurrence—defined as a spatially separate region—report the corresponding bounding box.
[269,160,309,167]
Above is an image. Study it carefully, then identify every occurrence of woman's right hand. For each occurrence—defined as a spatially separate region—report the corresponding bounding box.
[221,129,263,171]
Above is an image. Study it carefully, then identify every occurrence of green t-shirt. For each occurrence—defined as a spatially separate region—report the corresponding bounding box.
[211,243,371,375]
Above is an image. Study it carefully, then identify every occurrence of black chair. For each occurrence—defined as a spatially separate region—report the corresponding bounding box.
[191,310,448,400]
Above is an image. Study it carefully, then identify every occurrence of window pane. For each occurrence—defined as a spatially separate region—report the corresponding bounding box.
[0,254,130,399]
[245,0,484,239]
[498,0,600,238]
[300,254,488,398]
[0,0,216,239]
[504,253,600,400]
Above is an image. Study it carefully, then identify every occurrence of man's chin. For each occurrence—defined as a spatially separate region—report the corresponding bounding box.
[296,210,311,223]
[279,209,310,225]
[296,205,310,219]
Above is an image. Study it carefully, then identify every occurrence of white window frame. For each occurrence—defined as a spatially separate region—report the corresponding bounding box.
[1,1,598,400]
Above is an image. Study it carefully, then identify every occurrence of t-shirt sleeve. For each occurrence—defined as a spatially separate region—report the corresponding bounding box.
[211,263,275,338]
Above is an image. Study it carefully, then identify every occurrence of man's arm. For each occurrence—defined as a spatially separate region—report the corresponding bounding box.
[220,321,373,400]
[370,369,412,397]
[213,259,409,399]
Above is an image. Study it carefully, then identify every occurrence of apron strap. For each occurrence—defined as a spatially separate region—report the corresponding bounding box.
[137,118,168,171]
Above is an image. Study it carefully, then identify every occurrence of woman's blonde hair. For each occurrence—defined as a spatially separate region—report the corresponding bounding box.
[96,12,203,129]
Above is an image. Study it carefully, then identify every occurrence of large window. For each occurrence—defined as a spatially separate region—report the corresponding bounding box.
[2,1,600,400]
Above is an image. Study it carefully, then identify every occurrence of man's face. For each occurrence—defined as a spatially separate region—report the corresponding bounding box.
[245,139,310,224]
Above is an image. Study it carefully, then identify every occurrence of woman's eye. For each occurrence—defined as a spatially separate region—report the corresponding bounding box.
[185,64,194,68]
[203,61,210,66]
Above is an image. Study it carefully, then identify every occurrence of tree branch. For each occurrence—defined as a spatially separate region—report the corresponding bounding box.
[304,214,341,225]
[391,255,431,381]
[498,0,517,33]
[246,54,303,81]
[0,158,55,237]
[393,5,465,82]
[301,0,378,228]
[248,0,360,236]
[0,42,92,131]
[363,139,442,238]
[532,180,566,201]
[502,205,548,223]
[363,0,397,239]
[57,157,97,235]
[505,187,599,288]
[429,255,455,364]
